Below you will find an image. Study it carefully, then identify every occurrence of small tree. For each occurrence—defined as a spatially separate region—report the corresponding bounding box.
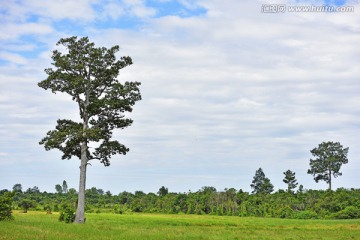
[0,192,14,221]
[55,184,63,194]
[283,170,298,193]
[250,168,274,194]
[307,141,349,190]
[38,36,141,223]
[19,199,36,213]
[62,180,68,194]
[12,184,22,193]
[157,186,169,197]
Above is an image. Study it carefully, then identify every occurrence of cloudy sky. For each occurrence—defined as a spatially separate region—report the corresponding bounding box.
[1,0,359,194]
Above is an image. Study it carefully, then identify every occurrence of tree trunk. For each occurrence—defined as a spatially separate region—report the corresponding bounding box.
[328,169,332,191]
[74,81,90,224]
[74,142,88,223]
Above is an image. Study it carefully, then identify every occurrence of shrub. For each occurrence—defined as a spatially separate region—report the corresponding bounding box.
[293,210,318,219]
[114,204,129,214]
[44,205,52,214]
[18,199,36,213]
[277,206,294,218]
[332,206,360,219]
[59,204,75,223]
[0,192,14,221]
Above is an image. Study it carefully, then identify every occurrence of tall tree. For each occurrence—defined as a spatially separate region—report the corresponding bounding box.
[307,141,349,190]
[62,180,68,194]
[38,36,141,223]
[250,168,274,194]
[283,170,298,193]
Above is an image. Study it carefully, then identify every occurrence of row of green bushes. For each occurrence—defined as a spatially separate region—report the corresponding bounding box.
[1,187,359,221]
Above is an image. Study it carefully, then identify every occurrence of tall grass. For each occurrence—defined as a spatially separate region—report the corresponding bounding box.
[0,211,359,239]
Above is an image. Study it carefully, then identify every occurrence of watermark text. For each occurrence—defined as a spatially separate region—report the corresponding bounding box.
[261,4,355,13]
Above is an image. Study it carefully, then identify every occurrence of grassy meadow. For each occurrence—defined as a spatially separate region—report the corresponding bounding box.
[0,211,359,240]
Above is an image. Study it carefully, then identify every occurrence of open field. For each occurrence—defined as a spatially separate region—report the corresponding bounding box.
[0,211,359,240]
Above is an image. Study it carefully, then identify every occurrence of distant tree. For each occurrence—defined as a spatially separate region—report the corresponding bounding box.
[200,186,217,194]
[62,180,68,194]
[55,184,63,194]
[19,199,36,213]
[307,141,349,190]
[26,186,40,194]
[250,168,274,194]
[38,36,141,223]
[0,191,14,221]
[157,186,169,197]
[297,184,304,194]
[134,191,146,198]
[12,184,22,193]
[68,188,77,195]
[97,189,104,195]
[283,170,298,193]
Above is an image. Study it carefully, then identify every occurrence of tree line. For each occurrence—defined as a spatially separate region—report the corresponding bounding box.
[1,182,359,221]
[1,140,356,222]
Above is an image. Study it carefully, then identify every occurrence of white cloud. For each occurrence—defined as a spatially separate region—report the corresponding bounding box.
[0,51,28,65]
[0,23,53,40]
[24,0,97,21]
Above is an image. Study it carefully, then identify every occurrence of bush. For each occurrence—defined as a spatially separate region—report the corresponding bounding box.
[59,204,75,223]
[18,199,36,213]
[332,206,360,219]
[293,210,318,219]
[114,204,129,214]
[44,205,52,214]
[277,206,294,218]
[0,192,14,221]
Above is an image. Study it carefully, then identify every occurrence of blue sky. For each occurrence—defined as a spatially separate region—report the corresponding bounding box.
[0,0,359,194]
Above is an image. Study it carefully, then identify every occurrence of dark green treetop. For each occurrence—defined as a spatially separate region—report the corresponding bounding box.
[307,141,349,190]
[250,168,274,194]
[283,169,298,193]
[38,36,141,166]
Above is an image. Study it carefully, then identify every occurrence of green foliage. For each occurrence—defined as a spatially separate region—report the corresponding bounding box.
[0,192,14,221]
[62,180,68,194]
[38,36,142,223]
[12,184,22,193]
[114,204,130,214]
[332,206,360,219]
[250,168,274,194]
[55,184,63,194]
[38,36,142,166]
[44,204,52,214]
[59,204,75,223]
[277,206,294,218]
[283,170,298,193]
[157,186,168,197]
[308,141,349,190]
[293,210,319,219]
[19,199,36,213]
[4,184,360,220]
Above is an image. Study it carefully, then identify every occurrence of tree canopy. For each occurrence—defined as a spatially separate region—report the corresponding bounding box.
[307,141,349,190]
[283,170,298,193]
[250,168,274,194]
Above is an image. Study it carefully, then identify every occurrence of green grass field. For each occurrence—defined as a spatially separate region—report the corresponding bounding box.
[0,211,359,240]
